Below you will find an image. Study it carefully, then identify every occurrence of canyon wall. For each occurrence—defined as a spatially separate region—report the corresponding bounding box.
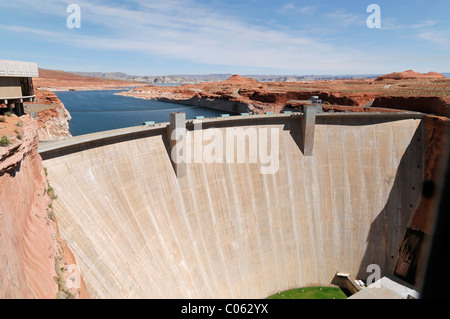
[0,115,88,298]
[372,96,449,117]
[26,90,72,141]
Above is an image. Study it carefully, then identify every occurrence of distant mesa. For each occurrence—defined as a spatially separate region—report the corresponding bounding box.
[375,70,447,81]
[224,74,259,84]
[33,68,143,90]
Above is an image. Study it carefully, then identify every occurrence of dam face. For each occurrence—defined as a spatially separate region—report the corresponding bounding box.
[41,114,425,299]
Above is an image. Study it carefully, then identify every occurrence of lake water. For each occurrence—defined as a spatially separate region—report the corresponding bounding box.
[55,89,229,136]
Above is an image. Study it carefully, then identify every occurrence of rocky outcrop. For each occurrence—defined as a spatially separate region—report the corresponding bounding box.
[224,74,259,85]
[372,96,449,117]
[376,70,447,81]
[27,90,72,141]
[410,115,449,232]
[0,115,89,298]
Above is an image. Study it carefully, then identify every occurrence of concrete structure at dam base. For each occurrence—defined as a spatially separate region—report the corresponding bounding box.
[349,275,420,299]
[39,110,426,299]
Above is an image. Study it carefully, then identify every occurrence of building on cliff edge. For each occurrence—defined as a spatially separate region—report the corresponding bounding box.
[0,60,38,116]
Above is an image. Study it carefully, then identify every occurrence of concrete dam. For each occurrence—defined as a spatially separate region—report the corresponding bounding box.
[39,112,425,298]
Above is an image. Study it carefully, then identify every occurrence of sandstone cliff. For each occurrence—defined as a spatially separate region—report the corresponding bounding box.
[26,90,72,141]
[0,115,88,298]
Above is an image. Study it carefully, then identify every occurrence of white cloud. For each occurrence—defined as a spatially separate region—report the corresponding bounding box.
[279,3,316,15]
[418,29,450,47]
[6,0,435,73]
[410,20,437,29]
[381,18,439,31]
[380,17,450,49]
[325,9,366,27]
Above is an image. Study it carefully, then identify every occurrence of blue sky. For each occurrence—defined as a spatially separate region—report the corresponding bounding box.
[0,0,449,75]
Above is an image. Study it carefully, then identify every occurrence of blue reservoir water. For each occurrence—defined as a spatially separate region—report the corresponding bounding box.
[54,89,229,136]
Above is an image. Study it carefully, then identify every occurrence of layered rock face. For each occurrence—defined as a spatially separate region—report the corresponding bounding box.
[372,96,449,117]
[409,115,449,232]
[26,90,72,141]
[0,115,88,298]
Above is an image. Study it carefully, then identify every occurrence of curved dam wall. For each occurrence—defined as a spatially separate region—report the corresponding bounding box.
[40,113,425,298]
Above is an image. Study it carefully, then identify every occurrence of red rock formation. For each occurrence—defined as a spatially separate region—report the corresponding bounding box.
[225,74,259,85]
[376,70,447,81]
[118,74,449,115]
[0,115,89,298]
[28,90,73,141]
[410,116,449,232]
[372,96,449,117]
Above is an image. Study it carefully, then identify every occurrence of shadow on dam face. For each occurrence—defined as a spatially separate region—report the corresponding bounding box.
[41,115,425,299]
[356,124,424,281]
